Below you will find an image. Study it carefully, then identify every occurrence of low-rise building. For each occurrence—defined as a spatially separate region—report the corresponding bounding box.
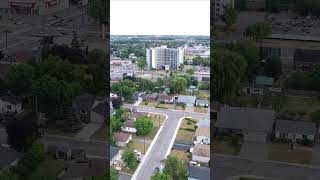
[121,120,137,133]
[144,93,159,102]
[158,94,174,104]
[177,95,196,106]
[275,120,317,143]
[194,127,210,145]
[113,132,132,147]
[195,99,209,107]
[191,144,210,164]
[0,95,23,114]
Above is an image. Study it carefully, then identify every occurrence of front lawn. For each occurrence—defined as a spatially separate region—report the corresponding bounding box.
[196,91,210,100]
[194,106,208,114]
[156,102,175,109]
[170,150,191,163]
[149,113,166,128]
[128,141,150,155]
[176,118,198,142]
[29,156,65,179]
[236,96,258,108]
[175,104,186,110]
[268,143,312,164]
[213,139,241,156]
[141,100,157,107]
[90,124,108,141]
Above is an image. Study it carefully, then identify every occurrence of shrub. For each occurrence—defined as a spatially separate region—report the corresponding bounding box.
[187,121,192,125]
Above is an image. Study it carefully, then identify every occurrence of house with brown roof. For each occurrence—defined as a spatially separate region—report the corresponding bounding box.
[194,127,210,145]
[191,144,210,164]
[113,132,132,147]
[144,93,159,102]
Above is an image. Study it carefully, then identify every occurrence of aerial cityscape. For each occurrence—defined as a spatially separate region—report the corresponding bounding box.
[213,0,320,180]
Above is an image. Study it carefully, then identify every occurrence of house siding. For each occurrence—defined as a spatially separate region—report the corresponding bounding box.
[275,131,315,141]
[192,155,210,164]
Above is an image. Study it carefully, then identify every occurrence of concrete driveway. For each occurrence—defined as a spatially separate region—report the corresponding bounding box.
[240,142,268,161]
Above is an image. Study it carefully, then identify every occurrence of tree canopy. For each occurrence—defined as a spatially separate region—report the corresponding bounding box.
[161,155,187,180]
[245,22,272,41]
[122,147,138,170]
[135,116,153,136]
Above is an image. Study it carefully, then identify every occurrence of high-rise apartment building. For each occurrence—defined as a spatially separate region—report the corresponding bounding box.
[214,0,235,23]
[146,46,184,70]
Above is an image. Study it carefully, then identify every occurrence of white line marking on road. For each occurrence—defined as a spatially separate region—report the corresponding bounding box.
[131,113,168,180]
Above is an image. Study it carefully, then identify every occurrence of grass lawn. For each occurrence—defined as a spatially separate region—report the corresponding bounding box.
[128,140,150,155]
[280,96,320,121]
[156,103,175,109]
[176,118,198,142]
[90,124,108,141]
[170,150,191,163]
[194,106,208,114]
[141,100,157,107]
[213,140,241,156]
[29,156,65,179]
[236,96,258,108]
[175,104,186,110]
[268,143,312,164]
[135,127,158,140]
[149,113,166,128]
[47,124,76,137]
[196,91,210,100]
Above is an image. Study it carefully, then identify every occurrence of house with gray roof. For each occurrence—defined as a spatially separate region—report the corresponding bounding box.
[195,99,209,107]
[275,120,317,143]
[215,107,275,143]
[188,165,210,180]
[177,95,196,107]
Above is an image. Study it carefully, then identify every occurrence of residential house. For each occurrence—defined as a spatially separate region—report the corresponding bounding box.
[177,95,196,107]
[275,120,317,143]
[145,93,159,102]
[90,103,106,123]
[196,119,210,128]
[0,147,21,171]
[188,165,210,180]
[0,95,23,114]
[195,99,209,107]
[73,94,106,124]
[121,120,137,133]
[215,107,275,143]
[255,76,274,87]
[191,144,210,164]
[110,146,122,171]
[173,140,193,152]
[158,94,174,104]
[60,158,107,180]
[113,132,132,147]
[194,127,210,145]
[294,49,320,72]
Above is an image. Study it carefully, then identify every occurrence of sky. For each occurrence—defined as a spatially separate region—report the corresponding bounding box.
[110,0,210,36]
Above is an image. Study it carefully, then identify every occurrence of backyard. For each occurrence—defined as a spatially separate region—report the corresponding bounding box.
[128,140,150,155]
[170,150,191,163]
[176,118,198,142]
[149,113,166,128]
[268,143,312,164]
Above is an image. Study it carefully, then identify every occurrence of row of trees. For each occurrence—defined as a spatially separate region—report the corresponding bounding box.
[192,56,210,67]
[286,67,320,91]
[151,155,187,180]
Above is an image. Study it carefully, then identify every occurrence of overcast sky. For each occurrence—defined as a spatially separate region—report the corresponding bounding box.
[110,0,210,36]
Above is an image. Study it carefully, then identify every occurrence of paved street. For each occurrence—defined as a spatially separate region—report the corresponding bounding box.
[125,105,209,180]
[214,154,320,180]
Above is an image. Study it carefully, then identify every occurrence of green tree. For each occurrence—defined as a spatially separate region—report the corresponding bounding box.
[212,47,247,104]
[111,80,137,101]
[122,147,137,169]
[151,172,172,180]
[0,169,18,180]
[161,155,187,180]
[88,0,109,39]
[186,69,194,74]
[264,56,282,80]
[137,58,147,70]
[135,116,153,136]
[245,22,272,41]
[6,64,35,96]
[170,76,187,94]
[111,115,122,133]
[178,63,184,71]
[223,5,238,29]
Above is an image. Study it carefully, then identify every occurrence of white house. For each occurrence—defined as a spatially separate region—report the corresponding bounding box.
[0,96,23,114]
[113,132,132,147]
[194,127,210,145]
[191,144,210,164]
[275,120,317,142]
[121,120,137,133]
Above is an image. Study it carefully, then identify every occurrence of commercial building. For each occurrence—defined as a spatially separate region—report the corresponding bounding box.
[146,45,184,70]
[0,0,69,16]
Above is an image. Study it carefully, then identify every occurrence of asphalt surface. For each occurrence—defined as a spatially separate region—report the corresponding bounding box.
[214,154,320,180]
[125,105,209,180]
